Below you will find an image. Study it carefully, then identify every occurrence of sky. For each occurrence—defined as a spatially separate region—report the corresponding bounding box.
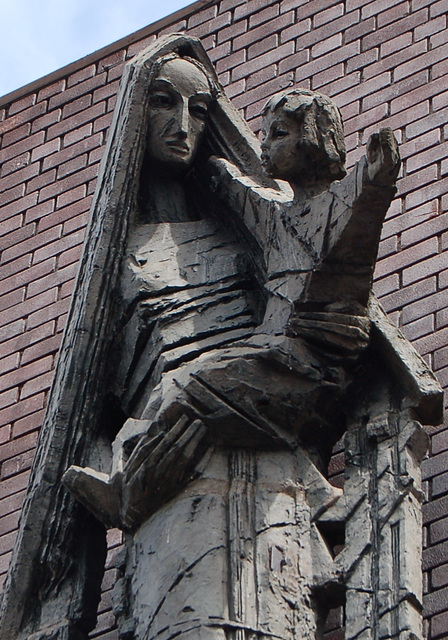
[0,0,193,97]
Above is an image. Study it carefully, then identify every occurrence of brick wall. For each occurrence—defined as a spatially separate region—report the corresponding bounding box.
[0,0,447,638]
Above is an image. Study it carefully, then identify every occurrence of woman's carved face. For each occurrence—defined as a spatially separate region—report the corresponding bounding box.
[146,58,212,172]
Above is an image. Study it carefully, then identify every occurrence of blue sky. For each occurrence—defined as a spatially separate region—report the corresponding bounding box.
[0,0,192,97]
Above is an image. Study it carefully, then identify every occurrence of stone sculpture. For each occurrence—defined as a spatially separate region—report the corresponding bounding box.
[0,34,442,640]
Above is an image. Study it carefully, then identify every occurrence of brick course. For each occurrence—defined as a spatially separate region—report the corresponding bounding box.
[1,0,447,638]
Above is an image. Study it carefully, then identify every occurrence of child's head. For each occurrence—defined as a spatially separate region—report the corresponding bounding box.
[261,88,346,186]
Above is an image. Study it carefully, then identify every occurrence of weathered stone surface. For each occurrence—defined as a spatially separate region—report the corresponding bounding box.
[0,34,443,640]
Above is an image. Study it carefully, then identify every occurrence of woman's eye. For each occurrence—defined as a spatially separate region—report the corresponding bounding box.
[150,92,173,108]
[190,102,208,120]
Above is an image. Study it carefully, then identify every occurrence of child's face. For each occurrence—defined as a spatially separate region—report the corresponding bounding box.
[260,109,305,183]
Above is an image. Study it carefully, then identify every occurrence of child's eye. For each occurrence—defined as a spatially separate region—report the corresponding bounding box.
[273,128,288,138]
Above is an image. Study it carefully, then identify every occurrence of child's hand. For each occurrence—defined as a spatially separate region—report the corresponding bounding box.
[366,127,400,187]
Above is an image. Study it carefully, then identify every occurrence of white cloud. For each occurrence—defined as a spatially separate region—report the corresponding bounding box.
[0,0,192,97]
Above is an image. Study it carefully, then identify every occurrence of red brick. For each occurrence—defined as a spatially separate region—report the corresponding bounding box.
[244,74,303,119]
[233,11,292,51]
[363,69,429,113]
[0,162,39,193]
[1,289,25,313]
[49,72,107,110]
[25,199,56,225]
[37,79,65,103]
[63,210,89,236]
[365,40,428,82]
[248,34,279,60]
[431,564,448,592]
[93,112,113,135]
[0,389,19,412]
[47,102,106,141]
[431,609,448,638]
[377,0,411,27]
[346,48,379,73]
[344,103,388,136]
[26,262,77,300]
[21,334,61,367]
[415,326,448,358]
[56,184,86,210]
[20,371,54,401]
[31,109,62,134]
[312,33,342,58]
[0,320,25,346]
[0,223,35,260]
[0,183,25,207]
[98,50,125,73]
[402,289,447,324]
[249,3,280,28]
[400,128,441,160]
[0,215,22,240]
[58,243,83,269]
[436,307,448,331]
[25,169,57,196]
[92,80,120,106]
[0,394,45,435]
[1,123,31,148]
[8,93,36,116]
[373,273,400,298]
[0,323,56,367]
[0,102,47,137]
[381,32,413,58]
[234,72,293,113]
[42,132,103,172]
[236,41,296,80]
[0,489,25,521]
[435,89,448,112]
[1,152,31,177]
[0,288,58,333]
[37,165,97,203]
[415,14,446,41]
[189,11,232,38]
[312,64,345,90]
[363,9,429,50]
[30,138,61,163]
[0,432,38,465]
[0,469,30,500]
[32,228,85,265]
[0,353,52,394]
[401,213,448,249]
[38,195,92,233]
[56,312,69,333]
[57,154,88,180]
[12,408,46,438]
[396,42,448,82]
[406,176,448,210]
[432,430,448,456]
[0,132,44,165]
[424,584,448,616]
[23,290,68,327]
[399,164,437,197]
[0,529,16,556]
[439,269,448,291]
[62,95,93,119]
[434,346,448,371]
[430,0,448,16]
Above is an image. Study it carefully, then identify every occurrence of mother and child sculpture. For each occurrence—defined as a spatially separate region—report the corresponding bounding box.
[0,34,442,640]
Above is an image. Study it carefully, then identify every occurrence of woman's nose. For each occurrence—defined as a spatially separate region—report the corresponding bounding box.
[175,99,190,137]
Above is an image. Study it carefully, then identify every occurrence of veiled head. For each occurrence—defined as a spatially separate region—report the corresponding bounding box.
[146,55,213,173]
